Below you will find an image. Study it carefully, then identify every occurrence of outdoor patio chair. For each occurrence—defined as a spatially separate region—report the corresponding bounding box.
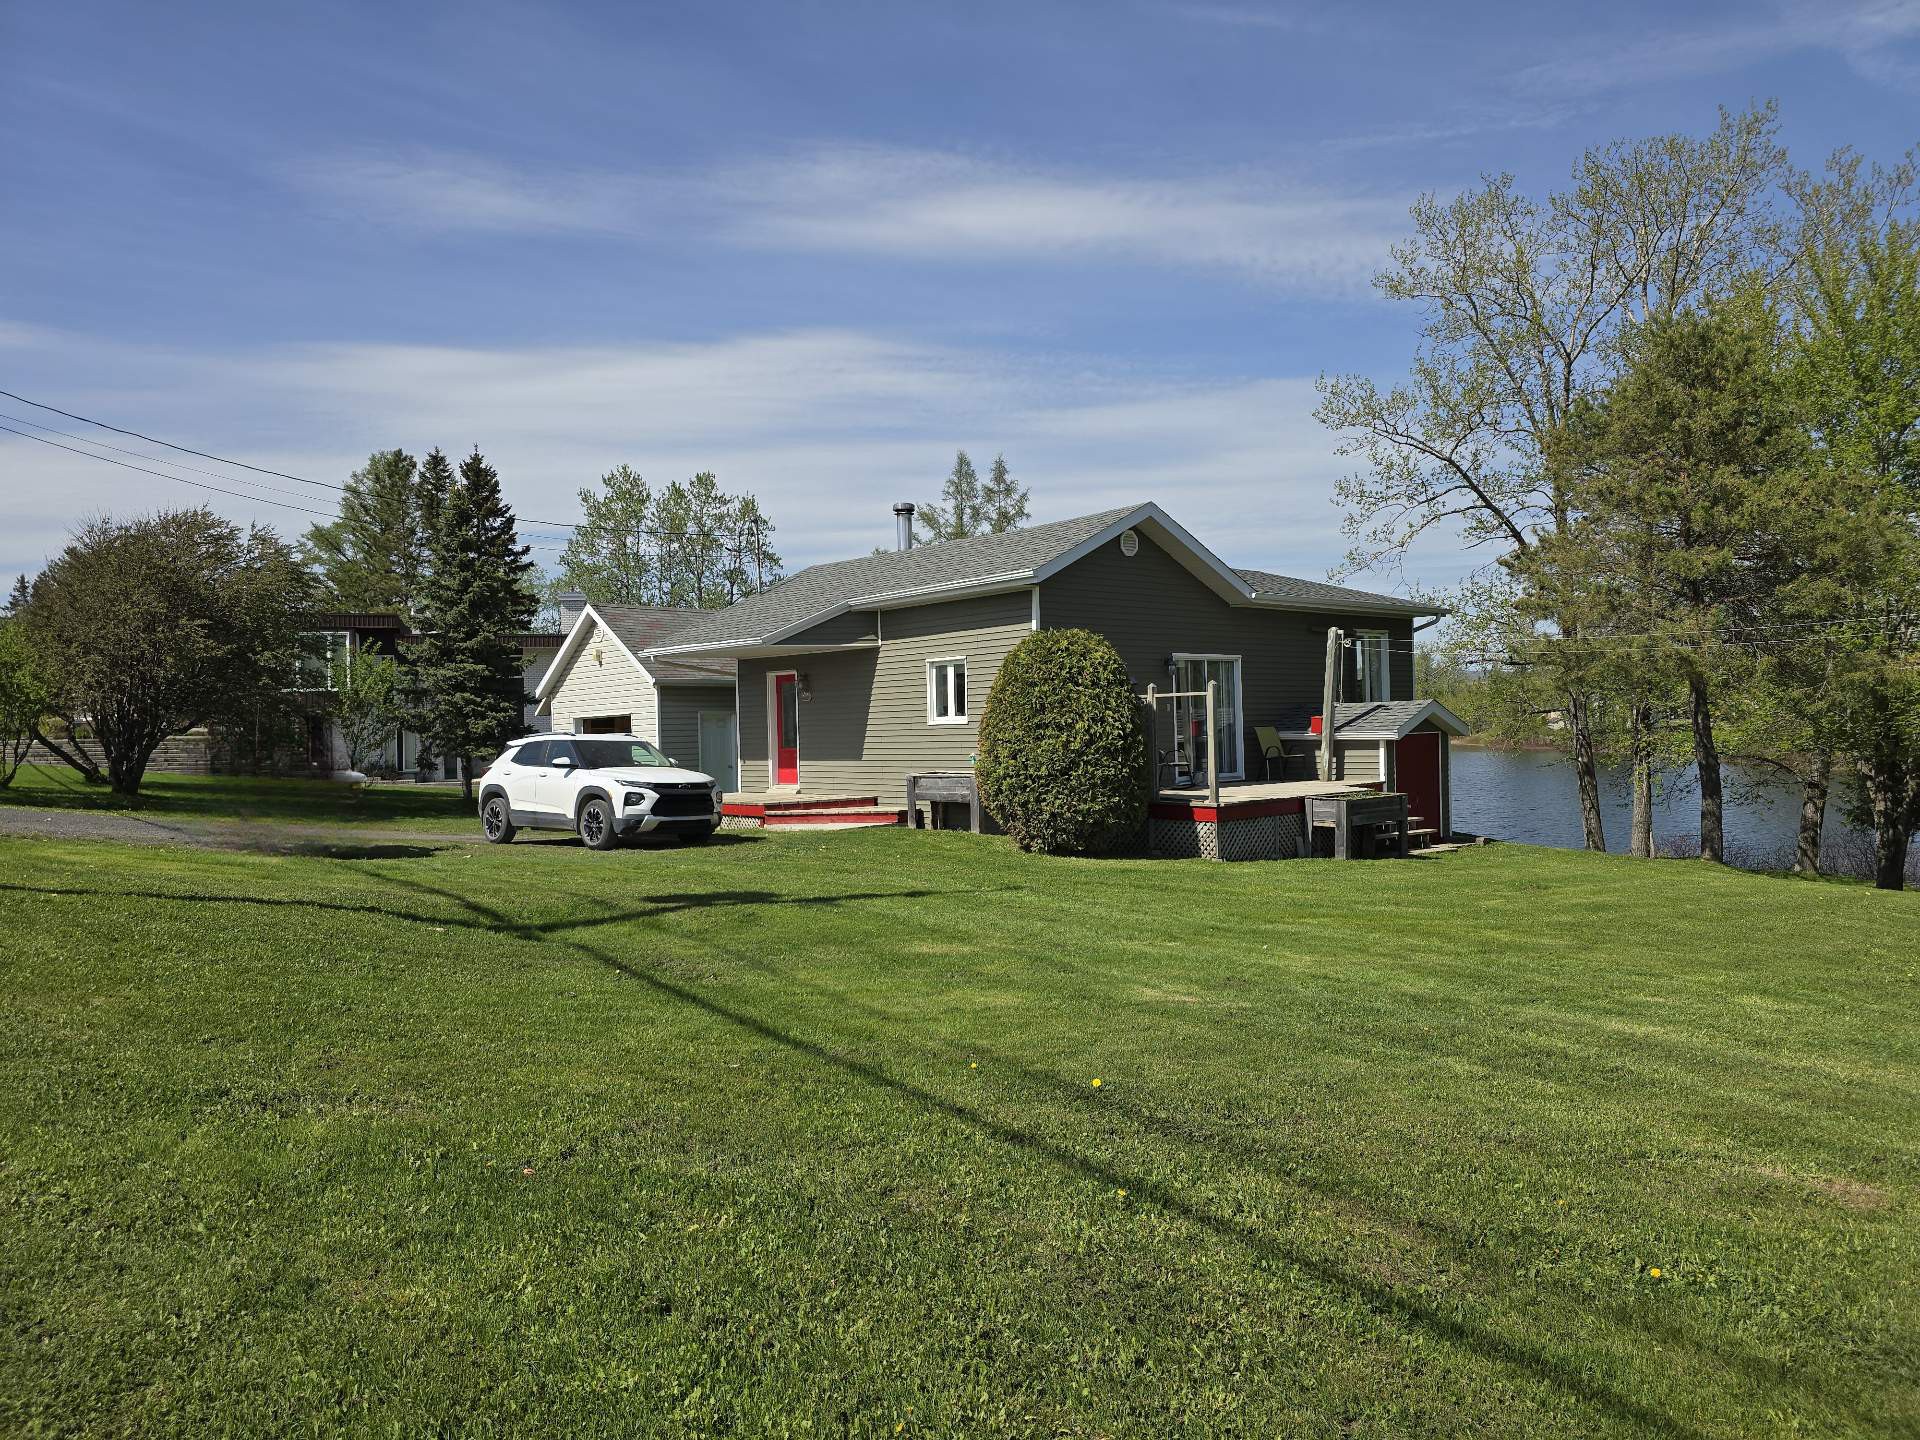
[1255,725,1291,782]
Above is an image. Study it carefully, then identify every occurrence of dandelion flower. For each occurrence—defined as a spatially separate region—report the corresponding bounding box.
[1116,1188,1128,1198]
[1091,1078,1102,1088]
[1648,1267,1663,1279]
[969,1062,978,1069]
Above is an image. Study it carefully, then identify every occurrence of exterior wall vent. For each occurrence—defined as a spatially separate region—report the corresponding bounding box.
[1119,528,1139,557]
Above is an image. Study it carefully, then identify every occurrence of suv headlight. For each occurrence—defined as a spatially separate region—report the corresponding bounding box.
[623,788,651,809]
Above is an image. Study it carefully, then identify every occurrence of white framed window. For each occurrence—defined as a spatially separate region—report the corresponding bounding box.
[927,657,968,724]
[1171,654,1244,782]
[1357,632,1391,702]
[295,631,352,691]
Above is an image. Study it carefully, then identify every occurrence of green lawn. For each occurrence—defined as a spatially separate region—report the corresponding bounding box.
[0,764,474,829]
[1,830,1914,1437]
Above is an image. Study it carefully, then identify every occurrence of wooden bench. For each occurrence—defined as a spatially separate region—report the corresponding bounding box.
[905,771,982,833]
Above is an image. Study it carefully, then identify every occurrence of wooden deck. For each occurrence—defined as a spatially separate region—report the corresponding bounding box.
[1154,779,1367,806]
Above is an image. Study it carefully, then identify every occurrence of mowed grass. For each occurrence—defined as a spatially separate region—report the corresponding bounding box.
[0,764,473,829]
[1,830,1915,1438]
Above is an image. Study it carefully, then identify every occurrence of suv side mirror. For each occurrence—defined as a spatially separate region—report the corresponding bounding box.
[552,756,574,769]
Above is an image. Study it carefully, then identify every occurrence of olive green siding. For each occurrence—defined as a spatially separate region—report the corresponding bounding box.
[657,685,736,767]
[736,590,1032,801]
[781,610,879,647]
[1039,532,1415,780]
[547,617,659,740]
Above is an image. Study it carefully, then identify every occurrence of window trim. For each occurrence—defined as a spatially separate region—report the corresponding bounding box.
[1356,630,1392,703]
[926,656,969,725]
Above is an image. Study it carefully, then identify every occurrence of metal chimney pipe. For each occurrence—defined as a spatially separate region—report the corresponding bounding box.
[893,502,916,551]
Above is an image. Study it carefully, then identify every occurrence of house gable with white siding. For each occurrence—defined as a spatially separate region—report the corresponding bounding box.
[534,604,739,790]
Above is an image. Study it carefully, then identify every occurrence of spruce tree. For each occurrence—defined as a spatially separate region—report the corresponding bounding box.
[301,449,423,610]
[405,447,537,797]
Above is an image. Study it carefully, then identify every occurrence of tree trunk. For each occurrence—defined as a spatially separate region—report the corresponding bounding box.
[28,721,106,785]
[460,754,473,802]
[1687,672,1724,864]
[1860,761,1914,892]
[1793,752,1831,877]
[1872,822,1910,891]
[1565,690,1607,851]
[1628,701,1654,859]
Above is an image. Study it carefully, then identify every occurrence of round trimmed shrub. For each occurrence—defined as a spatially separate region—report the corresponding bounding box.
[977,628,1147,854]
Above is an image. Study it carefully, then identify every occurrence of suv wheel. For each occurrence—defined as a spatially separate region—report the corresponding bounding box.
[482,795,516,844]
[578,796,619,851]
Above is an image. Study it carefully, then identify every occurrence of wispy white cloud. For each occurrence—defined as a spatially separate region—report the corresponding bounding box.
[288,143,1409,293]
[1,324,1459,592]
[1516,0,1920,96]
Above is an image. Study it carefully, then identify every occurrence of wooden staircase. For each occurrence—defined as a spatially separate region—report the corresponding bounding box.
[723,795,909,829]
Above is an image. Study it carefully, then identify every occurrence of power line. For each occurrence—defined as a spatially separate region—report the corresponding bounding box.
[0,410,326,507]
[0,388,784,555]
[0,424,338,520]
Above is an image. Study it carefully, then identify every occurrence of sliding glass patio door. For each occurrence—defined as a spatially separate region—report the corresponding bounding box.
[1172,655,1243,784]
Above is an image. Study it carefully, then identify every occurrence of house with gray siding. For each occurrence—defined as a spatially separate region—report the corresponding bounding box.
[533,603,739,791]
[641,502,1462,826]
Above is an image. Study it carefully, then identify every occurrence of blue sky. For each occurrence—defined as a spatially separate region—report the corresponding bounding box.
[4,0,1917,592]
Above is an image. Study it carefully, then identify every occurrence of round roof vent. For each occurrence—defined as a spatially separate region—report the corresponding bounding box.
[1119,528,1139,557]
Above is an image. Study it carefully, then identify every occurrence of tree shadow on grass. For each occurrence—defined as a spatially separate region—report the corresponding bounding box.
[742,958,1843,1419]
[548,927,1709,1440]
[0,879,1003,943]
[278,843,446,861]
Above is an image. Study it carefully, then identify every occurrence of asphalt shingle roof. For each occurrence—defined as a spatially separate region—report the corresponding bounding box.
[653,506,1141,651]
[1270,700,1443,739]
[589,605,737,682]
[1234,569,1430,613]
[647,505,1434,655]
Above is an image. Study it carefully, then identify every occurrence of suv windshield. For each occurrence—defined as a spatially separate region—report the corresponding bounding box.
[571,739,672,770]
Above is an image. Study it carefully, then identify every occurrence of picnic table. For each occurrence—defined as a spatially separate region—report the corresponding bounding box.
[1306,791,1409,859]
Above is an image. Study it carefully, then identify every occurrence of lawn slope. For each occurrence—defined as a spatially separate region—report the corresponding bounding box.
[1,833,1914,1437]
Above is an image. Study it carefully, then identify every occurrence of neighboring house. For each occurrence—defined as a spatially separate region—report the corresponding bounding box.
[532,603,740,792]
[640,502,1462,817]
[295,612,565,776]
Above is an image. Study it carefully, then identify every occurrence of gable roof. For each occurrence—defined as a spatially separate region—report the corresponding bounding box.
[534,603,735,707]
[1235,569,1433,613]
[1270,699,1468,740]
[647,502,1439,658]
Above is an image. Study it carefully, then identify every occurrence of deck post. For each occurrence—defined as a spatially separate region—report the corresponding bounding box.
[1318,627,1342,781]
[1205,680,1219,808]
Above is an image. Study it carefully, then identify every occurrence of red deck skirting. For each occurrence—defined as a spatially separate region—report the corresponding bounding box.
[1149,797,1305,823]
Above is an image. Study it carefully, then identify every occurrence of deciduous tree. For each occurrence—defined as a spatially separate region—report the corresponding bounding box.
[1316,104,1793,851]
[19,508,312,797]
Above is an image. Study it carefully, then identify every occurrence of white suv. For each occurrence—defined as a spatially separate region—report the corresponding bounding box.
[477,734,723,851]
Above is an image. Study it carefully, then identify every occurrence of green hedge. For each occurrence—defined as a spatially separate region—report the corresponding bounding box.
[976,628,1147,854]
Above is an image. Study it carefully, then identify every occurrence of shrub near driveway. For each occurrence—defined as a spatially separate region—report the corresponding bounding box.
[1,832,1915,1436]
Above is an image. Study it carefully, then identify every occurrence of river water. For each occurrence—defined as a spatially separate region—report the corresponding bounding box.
[1449,745,1913,877]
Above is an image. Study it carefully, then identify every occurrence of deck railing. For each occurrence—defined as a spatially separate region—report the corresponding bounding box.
[1142,681,1219,808]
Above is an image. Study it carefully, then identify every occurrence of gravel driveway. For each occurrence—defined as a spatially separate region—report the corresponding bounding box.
[0,807,481,852]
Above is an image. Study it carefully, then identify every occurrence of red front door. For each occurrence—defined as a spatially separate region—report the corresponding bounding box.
[774,673,799,786]
[1397,731,1443,835]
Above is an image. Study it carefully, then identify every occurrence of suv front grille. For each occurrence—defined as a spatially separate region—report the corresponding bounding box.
[650,791,714,818]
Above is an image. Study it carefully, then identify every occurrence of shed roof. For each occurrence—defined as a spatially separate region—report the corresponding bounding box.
[1269,699,1469,740]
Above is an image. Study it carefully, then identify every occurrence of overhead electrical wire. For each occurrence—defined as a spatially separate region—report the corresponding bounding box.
[0,388,781,555]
